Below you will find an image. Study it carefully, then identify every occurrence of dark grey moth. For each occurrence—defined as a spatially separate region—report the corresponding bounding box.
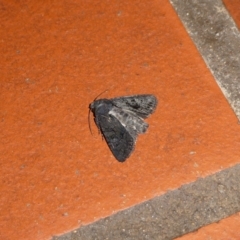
[89,94,158,162]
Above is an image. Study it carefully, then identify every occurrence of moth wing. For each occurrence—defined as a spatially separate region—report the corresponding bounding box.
[97,114,135,162]
[111,94,157,119]
[109,107,148,136]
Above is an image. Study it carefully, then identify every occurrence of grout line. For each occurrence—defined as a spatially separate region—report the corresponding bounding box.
[53,164,240,240]
[170,0,240,121]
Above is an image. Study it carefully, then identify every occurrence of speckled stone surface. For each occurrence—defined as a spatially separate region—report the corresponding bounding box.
[170,0,240,120]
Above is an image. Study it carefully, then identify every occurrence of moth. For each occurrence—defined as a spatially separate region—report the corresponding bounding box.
[89,94,158,162]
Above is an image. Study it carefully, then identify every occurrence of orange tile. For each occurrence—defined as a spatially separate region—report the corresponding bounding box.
[1,0,240,240]
[223,0,240,27]
[176,213,240,240]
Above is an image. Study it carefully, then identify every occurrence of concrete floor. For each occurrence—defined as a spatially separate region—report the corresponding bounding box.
[1,0,240,240]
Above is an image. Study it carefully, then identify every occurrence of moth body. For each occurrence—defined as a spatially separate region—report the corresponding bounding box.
[89,94,157,162]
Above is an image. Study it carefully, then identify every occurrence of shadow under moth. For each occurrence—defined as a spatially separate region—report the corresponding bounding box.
[89,94,158,162]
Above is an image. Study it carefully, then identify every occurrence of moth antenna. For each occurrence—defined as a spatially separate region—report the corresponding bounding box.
[94,89,109,101]
[88,107,93,135]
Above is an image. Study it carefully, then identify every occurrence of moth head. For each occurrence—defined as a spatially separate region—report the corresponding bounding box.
[89,99,113,115]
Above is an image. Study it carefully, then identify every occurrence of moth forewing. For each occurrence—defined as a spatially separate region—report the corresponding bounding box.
[111,94,158,118]
[109,107,148,135]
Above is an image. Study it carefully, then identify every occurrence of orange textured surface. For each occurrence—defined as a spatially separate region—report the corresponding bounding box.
[1,0,240,240]
[177,213,240,240]
[223,0,240,27]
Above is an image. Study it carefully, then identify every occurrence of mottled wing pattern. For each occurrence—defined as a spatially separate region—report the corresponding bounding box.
[95,113,135,162]
[109,106,148,138]
[111,94,158,119]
